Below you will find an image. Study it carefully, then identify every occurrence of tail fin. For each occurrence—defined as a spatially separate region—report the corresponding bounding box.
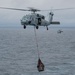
[49,12,60,25]
[49,12,54,23]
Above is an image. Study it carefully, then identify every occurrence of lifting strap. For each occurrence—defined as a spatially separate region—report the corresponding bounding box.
[34,27,45,72]
[34,27,40,59]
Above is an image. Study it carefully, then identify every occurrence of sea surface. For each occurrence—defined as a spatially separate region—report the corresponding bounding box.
[0,27,75,75]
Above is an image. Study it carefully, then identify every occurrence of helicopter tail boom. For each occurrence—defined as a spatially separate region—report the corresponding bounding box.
[50,21,60,24]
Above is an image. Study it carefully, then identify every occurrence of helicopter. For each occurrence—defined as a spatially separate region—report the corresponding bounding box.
[20,8,60,30]
[57,30,63,33]
[0,7,75,30]
[0,7,60,30]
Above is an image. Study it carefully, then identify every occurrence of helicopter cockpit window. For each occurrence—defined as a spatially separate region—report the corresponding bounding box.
[22,15,30,20]
[22,16,25,19]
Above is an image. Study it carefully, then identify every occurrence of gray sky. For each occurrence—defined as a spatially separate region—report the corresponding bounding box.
[0,0,75,27]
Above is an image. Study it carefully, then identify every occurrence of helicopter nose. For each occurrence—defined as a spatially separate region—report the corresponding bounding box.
[21,20,27,25]
[21,20,31,25]
[25,20,31,24]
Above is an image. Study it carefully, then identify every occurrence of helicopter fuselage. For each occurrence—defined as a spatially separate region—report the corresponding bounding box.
[21,13,49,26]
[21,12,60,30]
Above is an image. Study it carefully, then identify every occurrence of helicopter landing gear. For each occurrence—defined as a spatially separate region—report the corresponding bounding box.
[23,25,26,29]
[46,26,48,30]
[36,26,39,29]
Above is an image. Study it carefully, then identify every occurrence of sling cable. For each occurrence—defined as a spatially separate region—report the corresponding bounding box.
[34,27,45,72]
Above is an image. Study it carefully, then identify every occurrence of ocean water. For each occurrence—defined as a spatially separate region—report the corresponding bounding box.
[0,27,75,75]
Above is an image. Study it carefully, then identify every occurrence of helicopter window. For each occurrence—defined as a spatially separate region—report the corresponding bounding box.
[22,16,26,20]
[37,14,39,17]
[42,16,45,19]
[38,18,41,25]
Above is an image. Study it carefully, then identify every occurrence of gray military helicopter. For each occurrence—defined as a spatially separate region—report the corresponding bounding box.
[20,8,60,30]
[0,7,74,30]
[0,7,61,30]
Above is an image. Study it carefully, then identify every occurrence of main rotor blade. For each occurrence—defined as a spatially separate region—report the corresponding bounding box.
[0,7,30,11]
[0,7,75,12]
[41,7,75,11]
[53,7,75,11]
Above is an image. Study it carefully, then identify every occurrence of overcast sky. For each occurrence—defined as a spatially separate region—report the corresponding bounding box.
[0,0,75,27]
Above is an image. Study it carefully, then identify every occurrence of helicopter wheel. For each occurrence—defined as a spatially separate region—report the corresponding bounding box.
[36,26,39,29]
[46,26,48,30]
[23,25,26,29]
